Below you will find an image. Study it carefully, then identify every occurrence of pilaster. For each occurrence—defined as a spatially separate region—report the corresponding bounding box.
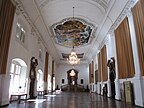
[97,82,101,94]
[107,79,111,97]
[115,79,121,100]
[127,9,144,107]
[0,74,10,106]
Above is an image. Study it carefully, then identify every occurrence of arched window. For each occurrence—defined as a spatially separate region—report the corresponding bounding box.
[39,49,42,60]
[9,58,27,94]
[16,23,25,43]
[48,74,51,91]
[37,69,44,91]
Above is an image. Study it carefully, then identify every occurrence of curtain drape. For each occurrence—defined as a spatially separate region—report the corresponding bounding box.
[89,61,94,83]
[51,61,54,82]
[132,0,144,76]
[89,63,92,83]
[0,0,16,74]
[114,17,135,79]
[98,53,101,82]
[44,52,49,82]
[91,61,94,83]
[101,45,108,81]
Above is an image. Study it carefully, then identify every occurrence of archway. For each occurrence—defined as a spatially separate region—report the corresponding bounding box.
[9,58,27,95]
[47,74,51,92]
[37,69,44,91]
[67,69,78,85]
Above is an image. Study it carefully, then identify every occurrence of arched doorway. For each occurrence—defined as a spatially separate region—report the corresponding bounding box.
[67,69,78,92]
[67,69,78,85]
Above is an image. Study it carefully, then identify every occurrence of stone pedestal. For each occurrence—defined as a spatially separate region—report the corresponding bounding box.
[29,79,37,99]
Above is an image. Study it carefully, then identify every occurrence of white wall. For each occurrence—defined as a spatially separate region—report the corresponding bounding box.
[0,11,47,103]
[141,77,144,105]
[55,63,89,89]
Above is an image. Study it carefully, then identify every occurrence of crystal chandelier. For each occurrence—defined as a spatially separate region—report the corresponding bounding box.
[67,46,80,65]
[70,69,75,76]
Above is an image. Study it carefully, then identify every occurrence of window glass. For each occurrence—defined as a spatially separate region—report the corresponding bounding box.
[16,23,25,43]
[39,49,42,59]
[9,62,22,93]
[10,63,15,73]
[15,65,19,74]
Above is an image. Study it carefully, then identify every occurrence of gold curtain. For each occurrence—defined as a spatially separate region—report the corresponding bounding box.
[97,53,101,82]
[91,61,94,83]
[89,63,92,83]
[114,17,135,79]
[89,61,94,83]
[101,45,108,81]
[132,0,144,76]
[0,0,2,11]
[51,60,54,83]
[51,60,54,91]
[0,0,16,74]
[44,52,49,82]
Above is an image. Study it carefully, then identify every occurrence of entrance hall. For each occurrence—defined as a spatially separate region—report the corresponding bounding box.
[1,0,144,107]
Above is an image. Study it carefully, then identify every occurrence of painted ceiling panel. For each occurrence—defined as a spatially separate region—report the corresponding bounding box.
[51,17,96,47]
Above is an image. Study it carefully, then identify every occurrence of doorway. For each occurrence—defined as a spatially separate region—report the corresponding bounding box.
[67,69,78,85]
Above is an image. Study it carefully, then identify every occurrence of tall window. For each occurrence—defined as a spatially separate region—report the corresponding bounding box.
[37,69,44,91]
[39,49,42,60]
[9,62,22,93]
[16,23,25,43]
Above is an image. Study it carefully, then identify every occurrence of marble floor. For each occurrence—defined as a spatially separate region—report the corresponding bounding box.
[3,92,142,108]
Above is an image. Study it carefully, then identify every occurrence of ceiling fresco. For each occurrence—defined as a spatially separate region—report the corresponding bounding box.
[51,18,95,47]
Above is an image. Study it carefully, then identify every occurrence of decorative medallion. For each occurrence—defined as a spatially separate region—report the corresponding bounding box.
[51,17,96,47]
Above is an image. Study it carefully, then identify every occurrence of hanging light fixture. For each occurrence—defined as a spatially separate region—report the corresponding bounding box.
[67,7,80,65]
[67,46,80,65]
[70,69,75,76]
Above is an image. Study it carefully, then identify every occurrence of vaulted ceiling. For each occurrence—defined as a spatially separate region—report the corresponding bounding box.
[14,0,134,64]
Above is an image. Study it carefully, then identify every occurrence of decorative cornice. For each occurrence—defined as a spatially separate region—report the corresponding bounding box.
[97,0,137,53]
[108,0,136,34]
[12,0,37,35]
[98,36,107,50]
[40,0,49,8]
[38,0,110,12]
[11,0,49,51]
[91,0,110,11]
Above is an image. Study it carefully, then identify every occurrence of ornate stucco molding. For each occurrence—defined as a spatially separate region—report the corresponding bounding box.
[11,0,48,50]
[38,0,110,12]
[97,0,137,55]
[108,0,137,34]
